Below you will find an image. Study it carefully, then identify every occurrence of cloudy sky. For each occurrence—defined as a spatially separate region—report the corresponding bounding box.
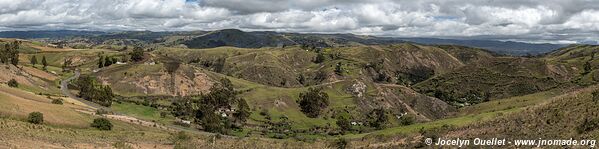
[0,0,598,44]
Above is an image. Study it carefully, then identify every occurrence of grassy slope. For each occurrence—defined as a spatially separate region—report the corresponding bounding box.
[0,85,91,127]
[444,85,599,140]
[344,87,570,139]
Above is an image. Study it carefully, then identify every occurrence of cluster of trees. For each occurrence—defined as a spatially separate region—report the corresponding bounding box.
[171,78,250,134]
[30,55,48,70]
[62,58,73,72]
[0,41,21,65]
[76,75,114,107]
[298,88,330,118]
[98,55,118,68]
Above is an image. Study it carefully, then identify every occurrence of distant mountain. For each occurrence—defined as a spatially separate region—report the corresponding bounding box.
[0,29,568,55]
[397,38,568,56]
[0,30,106,39]
[180,29,567,55]
[183,29,295,48]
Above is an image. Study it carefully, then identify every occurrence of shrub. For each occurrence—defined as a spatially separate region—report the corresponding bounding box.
[91,118,113,130]
[7,79,18,87]
[314,52,326,63]
[27,112,44,124]
[593,90,599,102]
[130,47,144,62]
[259,109,269,116]
[96,108,110,115]
[51,98,63,105]
[577,118,599,134]
[368,108,388,129]
[399,115,415,126]
[330,138,349,149]
[169,131,191,144]
[298,88,330,118]
[336,116,351,132]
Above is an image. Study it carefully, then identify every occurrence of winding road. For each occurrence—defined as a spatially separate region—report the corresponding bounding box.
[60,70,108,110]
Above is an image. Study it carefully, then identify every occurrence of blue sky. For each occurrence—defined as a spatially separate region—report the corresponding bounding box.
[0,0,598,44]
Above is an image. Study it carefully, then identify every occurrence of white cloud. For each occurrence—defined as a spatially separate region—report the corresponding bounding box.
[0,0,598,43]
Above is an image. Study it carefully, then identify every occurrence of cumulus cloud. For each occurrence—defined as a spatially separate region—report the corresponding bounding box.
[0,0,598,43]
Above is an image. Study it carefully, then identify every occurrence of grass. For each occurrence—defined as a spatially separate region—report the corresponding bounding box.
[456,89,560,116]
[343,108,521,139]
[343,87,568,139]
[0,85,91,128]
[111,102,175,125]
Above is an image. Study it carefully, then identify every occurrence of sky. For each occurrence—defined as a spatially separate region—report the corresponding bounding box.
[0,0,598,44]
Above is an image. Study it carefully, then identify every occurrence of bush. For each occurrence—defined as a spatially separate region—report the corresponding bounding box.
[7,79,18,87]
[368,108,388,129]
[169,131,191,144]
[51,98,63,105]
[399,115,415,126]
[91,118,113,130]
[593,90,599,102]
[27,112,44,124]
[577,118,599,134]
[336,116,351,132]
[130,47,144,62]
[96,108,110,115]
[330,138,349,149]
[298,88,330,118]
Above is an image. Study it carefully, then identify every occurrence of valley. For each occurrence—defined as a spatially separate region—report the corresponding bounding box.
[0,30,597,148]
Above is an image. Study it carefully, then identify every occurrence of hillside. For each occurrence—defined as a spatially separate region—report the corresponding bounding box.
[1,35,597,148]
[428,85,599,148]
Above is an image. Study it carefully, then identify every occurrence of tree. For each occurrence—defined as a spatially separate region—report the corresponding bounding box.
[5,41,20,66]
[104,56,112,67]
[41,56,48,70]
[7,79,18,87]
[368,108,388,129]
[30,55,38,67]
[98,55,104,68]
[233,98,250,124]
[314,52,326,63]
[170,77,248,134]
[201,109,223,133]
[76,75,114,107]
[298,88,330,118]
[584,61,592,74]
[62,58,72,72]
[130,47,144,62]
[27,112,44,124]
[91,118,113,130]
